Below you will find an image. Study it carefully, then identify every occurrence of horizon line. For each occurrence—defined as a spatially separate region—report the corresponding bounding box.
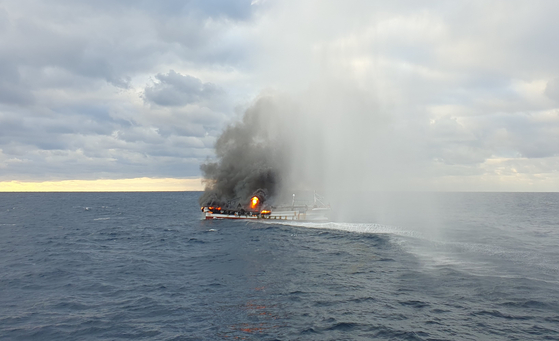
[0,177,205,192]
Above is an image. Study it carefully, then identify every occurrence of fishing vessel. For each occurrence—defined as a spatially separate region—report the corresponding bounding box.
[202,191,330,221]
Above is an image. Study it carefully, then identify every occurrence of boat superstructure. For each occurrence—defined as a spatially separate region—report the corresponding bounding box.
[202,191,330,221]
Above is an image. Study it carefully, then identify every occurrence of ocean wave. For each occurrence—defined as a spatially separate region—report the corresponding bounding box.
[263,220,420,238]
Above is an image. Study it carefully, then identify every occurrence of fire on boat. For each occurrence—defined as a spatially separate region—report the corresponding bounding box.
[201,190,330,221]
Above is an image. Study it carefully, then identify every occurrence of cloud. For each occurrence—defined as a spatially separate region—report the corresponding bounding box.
[545,78,559,102]
[144,70,225,107]
[1,0,559,191]
[0,0,247,181]
[213,0,559,192]
[0,0,256,95]
[0,177,204,192]
[0,59,35,105]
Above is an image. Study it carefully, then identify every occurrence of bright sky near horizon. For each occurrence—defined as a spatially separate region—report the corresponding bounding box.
[1,1,559,191]
[0,178,203,192]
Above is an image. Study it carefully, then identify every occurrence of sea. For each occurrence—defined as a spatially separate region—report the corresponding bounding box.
[1,192,558,340]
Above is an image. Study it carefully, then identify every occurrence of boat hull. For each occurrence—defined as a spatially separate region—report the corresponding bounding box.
[204,208,329,221]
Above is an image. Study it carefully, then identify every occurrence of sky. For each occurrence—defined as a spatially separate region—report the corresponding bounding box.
[1,0,559,191]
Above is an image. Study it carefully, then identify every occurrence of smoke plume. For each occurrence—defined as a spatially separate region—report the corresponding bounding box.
[198,81,398,210]
[199,79,421,217]
[198,96,287,207]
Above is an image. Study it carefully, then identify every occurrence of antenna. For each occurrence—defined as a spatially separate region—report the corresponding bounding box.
[313,191,326,206]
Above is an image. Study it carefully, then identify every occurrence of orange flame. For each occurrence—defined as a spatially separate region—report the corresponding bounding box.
[250,196,259,209]
[260,210,271,214]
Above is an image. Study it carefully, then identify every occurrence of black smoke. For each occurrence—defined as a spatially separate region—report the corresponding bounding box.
[199,97,285,207]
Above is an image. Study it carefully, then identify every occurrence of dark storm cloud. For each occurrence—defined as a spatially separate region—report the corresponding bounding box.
[144,71,225,107]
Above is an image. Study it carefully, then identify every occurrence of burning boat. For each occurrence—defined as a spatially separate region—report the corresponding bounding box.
[201,190,330,221]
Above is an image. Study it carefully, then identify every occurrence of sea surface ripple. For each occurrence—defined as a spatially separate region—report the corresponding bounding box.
[1,192,558,340]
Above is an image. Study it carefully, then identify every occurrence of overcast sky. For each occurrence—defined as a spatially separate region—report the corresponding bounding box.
[1,0,559,190]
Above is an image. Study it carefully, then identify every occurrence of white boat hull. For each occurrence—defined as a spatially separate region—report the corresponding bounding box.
[204,207,329,221]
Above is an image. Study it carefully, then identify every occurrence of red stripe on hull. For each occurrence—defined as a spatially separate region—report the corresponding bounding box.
[205,214,259,220]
